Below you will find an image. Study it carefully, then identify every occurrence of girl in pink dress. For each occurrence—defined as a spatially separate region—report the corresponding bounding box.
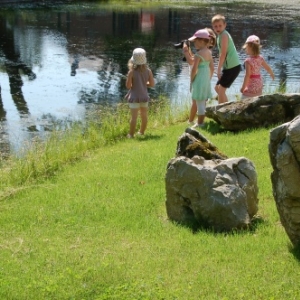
[240,35,274,99]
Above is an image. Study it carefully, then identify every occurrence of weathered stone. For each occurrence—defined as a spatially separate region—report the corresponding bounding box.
[165,155,259,231]
[269,115,300,246]
[176,128,228,160]
[206,93,300,131]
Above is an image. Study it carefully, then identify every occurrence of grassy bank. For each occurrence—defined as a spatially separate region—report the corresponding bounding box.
[1,97,299,299]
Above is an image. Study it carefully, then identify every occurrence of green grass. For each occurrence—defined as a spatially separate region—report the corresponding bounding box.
[1,98,300,299]
[0,96,187,194]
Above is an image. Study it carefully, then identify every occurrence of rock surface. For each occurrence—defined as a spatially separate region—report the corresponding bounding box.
[165,129,259,231]
[176,128,228,160]
[206,93,300,131]
[269,115,300,246]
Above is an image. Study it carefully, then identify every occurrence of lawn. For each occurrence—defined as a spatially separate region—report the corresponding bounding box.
[0,120,299,299]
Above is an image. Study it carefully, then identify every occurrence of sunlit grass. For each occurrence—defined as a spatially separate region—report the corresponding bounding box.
[0,117,299,299]
[0,95,189,194]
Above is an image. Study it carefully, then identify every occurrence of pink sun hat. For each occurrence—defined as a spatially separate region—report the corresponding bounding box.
[245,35,260,44]
[188,29,210,41]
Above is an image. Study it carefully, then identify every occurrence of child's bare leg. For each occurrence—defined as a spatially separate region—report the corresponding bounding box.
[189,100,197,122]
[139,106,148,134]
[215,84,228,104]
[129,108,139,136]
[197,115,205,125]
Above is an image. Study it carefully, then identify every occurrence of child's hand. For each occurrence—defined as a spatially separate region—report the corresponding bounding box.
[182,43,189,54]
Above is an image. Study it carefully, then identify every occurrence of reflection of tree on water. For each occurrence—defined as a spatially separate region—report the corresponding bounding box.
[75,10,169,103]
[0,14,39,156]
[0,15,37,130]
[5,61,36,120]
[0,88,5,122]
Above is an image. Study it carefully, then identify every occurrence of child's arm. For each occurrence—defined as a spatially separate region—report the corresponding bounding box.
[190,55,201,82]
[217,33,228,78]
[240,61,251,93]
[183,42,194,66]
[209,57,214,79]
[126,70,133,89]
[262,59,275,80]
[147,69,155,87]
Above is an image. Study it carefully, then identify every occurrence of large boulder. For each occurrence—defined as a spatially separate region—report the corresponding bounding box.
[206,93,300,131]
[269,115,300,247]
[165,129,259,231]
[165,156,259,231]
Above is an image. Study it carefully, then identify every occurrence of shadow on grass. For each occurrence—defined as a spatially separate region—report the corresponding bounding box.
[204,120,226,135]
[201,119,280,136]
[171,214,267,235]
[289,243,300,262]
[135,134,164,141]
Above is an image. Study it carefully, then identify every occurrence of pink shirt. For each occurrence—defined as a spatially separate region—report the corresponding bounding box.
[243,55,264,97]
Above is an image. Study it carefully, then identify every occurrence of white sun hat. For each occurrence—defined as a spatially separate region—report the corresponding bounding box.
[131,48,147,65]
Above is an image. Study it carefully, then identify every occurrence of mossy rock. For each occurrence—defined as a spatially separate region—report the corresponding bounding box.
[176,128,228,160]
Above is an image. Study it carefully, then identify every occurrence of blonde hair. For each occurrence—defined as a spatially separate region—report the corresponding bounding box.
[243,42,261,56]
[205,27,216,49]
[196,38,210,45]
[128,59,147,71]
[211,14,226,24]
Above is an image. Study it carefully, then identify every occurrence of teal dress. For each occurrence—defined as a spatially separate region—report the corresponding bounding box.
[191,54,212,101]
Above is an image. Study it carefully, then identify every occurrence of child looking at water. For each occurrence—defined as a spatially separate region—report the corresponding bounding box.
[212,14,241,104]
[125,48,155,138]
[240,35,275,99]
[183,28,216,125]
[183,29,214,128]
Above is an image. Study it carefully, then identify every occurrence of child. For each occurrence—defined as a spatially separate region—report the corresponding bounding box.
[183,28,216,125]
[212,14,241,104]
[183,29,214,128]
[125,48,155,138]
[240,35,275,99]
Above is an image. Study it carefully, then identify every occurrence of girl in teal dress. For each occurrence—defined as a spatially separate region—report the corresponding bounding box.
[188,29,214,128]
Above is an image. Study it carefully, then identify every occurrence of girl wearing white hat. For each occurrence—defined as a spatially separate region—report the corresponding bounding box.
[240,35,274,99]
[125,48,155,138]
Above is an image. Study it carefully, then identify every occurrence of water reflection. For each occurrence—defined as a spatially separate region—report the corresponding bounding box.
[0,1,300,155]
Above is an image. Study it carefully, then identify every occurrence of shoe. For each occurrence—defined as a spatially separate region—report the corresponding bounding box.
[187,121,195,125]
[137,132,144,135]
[127,134,134,138]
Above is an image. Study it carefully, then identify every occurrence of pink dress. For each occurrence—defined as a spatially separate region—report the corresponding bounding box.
[242,55,264,97]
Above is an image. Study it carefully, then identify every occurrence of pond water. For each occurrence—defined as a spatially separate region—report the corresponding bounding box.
[1,0,300,155]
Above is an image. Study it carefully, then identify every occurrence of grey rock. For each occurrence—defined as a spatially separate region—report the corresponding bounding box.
[269,115,300,246]
[206,93,300,131]
[165,155,259,231]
